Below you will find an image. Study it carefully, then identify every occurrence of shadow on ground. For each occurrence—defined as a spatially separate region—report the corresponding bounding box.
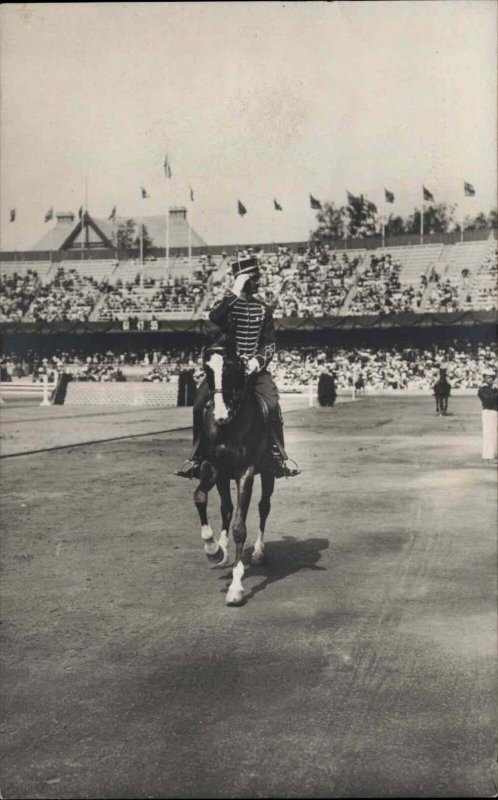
[218,535,328,603]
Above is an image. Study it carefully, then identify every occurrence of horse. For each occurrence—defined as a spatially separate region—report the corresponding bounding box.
[433,374,451,415]
[193,343,275,606]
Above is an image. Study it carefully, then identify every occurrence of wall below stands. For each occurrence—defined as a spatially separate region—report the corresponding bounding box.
[64,380,179,406]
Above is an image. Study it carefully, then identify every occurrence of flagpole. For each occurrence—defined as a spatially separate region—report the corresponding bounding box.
[114,209,118,261]
[420,190,424,245]
[188,189,193,273]
[85,177,89,255]
[382,201,386,248]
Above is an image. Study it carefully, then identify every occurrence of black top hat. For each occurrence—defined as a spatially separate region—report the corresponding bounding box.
[231,256,259,278]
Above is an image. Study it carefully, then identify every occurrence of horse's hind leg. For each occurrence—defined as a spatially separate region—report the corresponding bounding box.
[216,476,233,566]
[194,462,224,566]
[252,471,275,566]
[227,466,254,606]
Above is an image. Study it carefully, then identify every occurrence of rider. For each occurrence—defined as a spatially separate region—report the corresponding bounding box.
[175,254,300,479]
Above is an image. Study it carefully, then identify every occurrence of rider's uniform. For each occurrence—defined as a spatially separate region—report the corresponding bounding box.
[193,289,281,436]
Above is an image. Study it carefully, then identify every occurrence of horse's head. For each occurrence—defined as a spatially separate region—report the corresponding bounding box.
[203,342,247,425]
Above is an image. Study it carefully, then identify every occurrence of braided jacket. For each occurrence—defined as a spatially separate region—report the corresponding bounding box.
[208,290,276,370]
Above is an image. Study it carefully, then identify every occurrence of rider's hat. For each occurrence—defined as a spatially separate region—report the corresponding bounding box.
[231,255,259,278]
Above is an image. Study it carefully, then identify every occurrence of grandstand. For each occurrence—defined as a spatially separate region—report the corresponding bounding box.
[0,235,496,322]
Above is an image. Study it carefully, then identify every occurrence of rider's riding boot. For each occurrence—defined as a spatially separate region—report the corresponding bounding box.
[174,408,203,479]
[268,410,301,478]
[174,458,201,479]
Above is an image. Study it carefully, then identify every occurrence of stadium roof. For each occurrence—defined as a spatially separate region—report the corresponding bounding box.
[30,207,207,251]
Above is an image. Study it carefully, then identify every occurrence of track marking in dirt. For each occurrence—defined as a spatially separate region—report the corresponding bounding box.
[0,425,191,459]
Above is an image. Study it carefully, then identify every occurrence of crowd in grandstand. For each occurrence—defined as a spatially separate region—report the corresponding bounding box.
[97,275,204,320]
[0,269,41,322]
[425,276,461,312]
[1,241,496,320]
[348,253,424,315]
[24,267,104,323]
[2,341,496,391]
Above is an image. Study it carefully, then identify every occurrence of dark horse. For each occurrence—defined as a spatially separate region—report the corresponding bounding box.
[193,343,275,605]
[433,371,451,415]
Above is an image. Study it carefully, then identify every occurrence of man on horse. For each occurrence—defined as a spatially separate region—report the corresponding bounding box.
[175,254,300,480]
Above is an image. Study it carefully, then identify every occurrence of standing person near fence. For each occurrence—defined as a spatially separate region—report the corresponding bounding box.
[477,369,498,464]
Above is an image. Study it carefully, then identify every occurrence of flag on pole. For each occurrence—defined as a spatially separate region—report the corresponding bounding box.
[384,189,395,203]
[78,206,83,219]
[237,200,247,216]
[464,181,476,197]
[141,187,150,199]
[44,207,53,222]
[9,209,16,222]
[189,186,194,202]
[109,206,116,221]
[309,194,321,210]
[423,186,434,202]
[163,154,172,179]
[346,191,357,205]
[274,198,282,211]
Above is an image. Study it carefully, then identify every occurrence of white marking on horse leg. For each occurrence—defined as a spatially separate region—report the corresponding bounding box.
[218,529,230,564]
[206,352,229,422]
[226,560,245,605]
[201,524,218,555]
[252,530,265,565]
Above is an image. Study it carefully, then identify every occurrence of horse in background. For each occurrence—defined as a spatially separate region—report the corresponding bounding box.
[433,369,451,415]
[193,343,274,606]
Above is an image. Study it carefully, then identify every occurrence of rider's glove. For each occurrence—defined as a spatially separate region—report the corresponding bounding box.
[232,274,250,297]
[246,357,260,374]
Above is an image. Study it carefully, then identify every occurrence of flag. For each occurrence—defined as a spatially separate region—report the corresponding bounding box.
[141,187,150,199]
[464,181,475,197]
[163,154,172,179]
[189,186,194,202]
[274,198,282,211]
[78,206,83,219]
[109,206,116,221]
[44,207,53,222]
[309,194,321,210]
[346,191,358,205]
[423,186,434,202]
[237,200,247,216]
[9,209,16,222]
[384,189,395,204]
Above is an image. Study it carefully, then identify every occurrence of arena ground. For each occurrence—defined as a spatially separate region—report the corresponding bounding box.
[0,396,496,799]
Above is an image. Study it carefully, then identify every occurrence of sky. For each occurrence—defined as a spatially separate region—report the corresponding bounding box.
[0,1,496,250]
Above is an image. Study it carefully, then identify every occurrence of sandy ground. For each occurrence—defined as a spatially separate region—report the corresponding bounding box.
[0,396,496,799]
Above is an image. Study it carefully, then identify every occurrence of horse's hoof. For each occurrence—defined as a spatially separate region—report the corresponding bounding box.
[251,550,265,566]
[226,588,244,606]
[210,549,229,569]
[206,545,225,565]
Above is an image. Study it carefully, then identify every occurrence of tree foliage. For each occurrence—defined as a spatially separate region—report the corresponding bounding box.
[133,224,154,257]
[117,219,137,252]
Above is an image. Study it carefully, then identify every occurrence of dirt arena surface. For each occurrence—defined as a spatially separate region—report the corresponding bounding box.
[1,396,496,799]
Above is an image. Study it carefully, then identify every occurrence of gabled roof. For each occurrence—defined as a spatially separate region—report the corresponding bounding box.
[31,212,114,251]
[31,210,207,251]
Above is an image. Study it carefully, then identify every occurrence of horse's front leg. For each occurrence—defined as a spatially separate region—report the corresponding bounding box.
[252,471,275,565]
[194,462,224,566]
[226,465,254,606]
[216,476,233,566]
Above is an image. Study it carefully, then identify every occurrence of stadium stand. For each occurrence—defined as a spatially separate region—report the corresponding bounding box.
[2,341,496,392]
[24,267,103,322]
[0,269,41,322]
[460,249,497,311]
